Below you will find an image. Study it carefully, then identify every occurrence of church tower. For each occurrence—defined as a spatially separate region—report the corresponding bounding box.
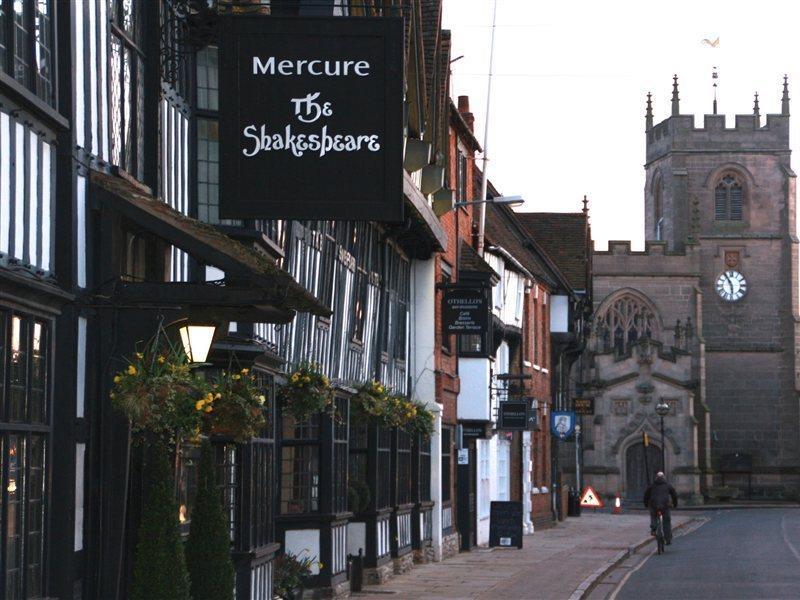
[644,76,799,496]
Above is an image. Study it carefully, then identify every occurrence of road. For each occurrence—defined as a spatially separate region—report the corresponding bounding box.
[615,509,800,599]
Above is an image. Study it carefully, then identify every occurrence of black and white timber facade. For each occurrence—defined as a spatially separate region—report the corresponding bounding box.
[0,0,455,598]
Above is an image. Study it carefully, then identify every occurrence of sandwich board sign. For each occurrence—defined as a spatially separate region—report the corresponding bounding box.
[579,486,604,509]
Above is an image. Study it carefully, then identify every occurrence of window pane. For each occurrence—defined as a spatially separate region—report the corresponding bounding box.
[6,435,25,599]
[0,2,7,72]
[26,436,46,598]
[29,322,46,424]
[714,186,727,220]
[13,0,30,87]
[34,0,53,105]
[730,186,743,220]
[280,445,319,514]
[9,317,28,422]
[196,46,219,111]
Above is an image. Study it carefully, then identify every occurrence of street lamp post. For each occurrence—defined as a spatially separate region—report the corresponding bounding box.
[655,400,670,473]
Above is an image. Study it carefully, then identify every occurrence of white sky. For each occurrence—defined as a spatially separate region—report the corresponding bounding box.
[442,0,800,249]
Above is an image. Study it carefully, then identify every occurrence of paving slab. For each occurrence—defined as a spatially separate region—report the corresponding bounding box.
[354,512,692,600]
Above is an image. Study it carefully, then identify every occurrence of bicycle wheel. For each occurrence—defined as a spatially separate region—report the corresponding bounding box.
[656,515,665,555]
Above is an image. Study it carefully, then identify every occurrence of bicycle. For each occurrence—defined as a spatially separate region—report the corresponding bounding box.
[654,509,666,555]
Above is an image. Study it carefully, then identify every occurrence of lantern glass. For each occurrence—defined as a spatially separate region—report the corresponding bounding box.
[179,324,216,363]
[655,401,670,417]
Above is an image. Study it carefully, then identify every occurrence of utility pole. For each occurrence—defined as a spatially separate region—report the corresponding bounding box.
[476,0,498,257]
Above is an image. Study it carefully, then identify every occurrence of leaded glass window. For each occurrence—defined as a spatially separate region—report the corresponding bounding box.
[0,310,51,599]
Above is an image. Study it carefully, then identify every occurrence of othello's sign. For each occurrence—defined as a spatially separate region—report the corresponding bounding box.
[219,16,403,220]
[442,286,489,334]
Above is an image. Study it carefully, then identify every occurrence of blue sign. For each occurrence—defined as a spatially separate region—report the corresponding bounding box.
[551,411,576,440]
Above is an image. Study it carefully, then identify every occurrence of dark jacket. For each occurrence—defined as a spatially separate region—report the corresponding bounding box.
[643,476,678,509]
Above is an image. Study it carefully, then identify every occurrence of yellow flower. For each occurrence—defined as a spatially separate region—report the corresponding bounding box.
[291,373,300,383]
[135,352,143,359]
[241,368,249,375]
[322,376,329,386]
[258,395,266,405]
[113,375,121,384]
[215,393,222,400]
[303,376,311,383]
[318,562,325,569]
[127,365,137,376]
[233,374,241,380]
[195,400,205,411]
[157,356,166,364]
[109,392,116,399]
[204,405,213,413]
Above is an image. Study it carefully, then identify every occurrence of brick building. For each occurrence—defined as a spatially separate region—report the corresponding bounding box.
[576,78,800,503]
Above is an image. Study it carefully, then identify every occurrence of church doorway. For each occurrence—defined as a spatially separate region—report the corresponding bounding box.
[625,442,663,502]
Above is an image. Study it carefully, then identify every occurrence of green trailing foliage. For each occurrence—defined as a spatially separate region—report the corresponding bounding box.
[185,440,236,600]
[131,443,191,600]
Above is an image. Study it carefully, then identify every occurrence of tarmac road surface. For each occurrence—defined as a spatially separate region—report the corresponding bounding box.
[615,508,800,600]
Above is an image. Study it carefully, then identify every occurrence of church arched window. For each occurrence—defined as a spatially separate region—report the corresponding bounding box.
[595,293,660,355]
[714,174,744,221]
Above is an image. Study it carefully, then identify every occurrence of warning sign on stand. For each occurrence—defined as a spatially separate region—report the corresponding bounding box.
[579,486,605,508]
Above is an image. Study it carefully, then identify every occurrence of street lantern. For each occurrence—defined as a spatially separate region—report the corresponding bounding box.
[178,323,217,364]
[655,400,670,473]
[453,195,525,209]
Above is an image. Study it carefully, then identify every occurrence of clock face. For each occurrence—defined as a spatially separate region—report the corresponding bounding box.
[716,270,747,302]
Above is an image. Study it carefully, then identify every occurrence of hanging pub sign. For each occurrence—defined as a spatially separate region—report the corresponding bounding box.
[551,410,576,440]
[573,397,594,416]
[442,285,489,334]
[218,16,404,220]
[498,400,529,431]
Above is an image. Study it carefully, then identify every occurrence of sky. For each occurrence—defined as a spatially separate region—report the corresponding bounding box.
[442,0,800,249]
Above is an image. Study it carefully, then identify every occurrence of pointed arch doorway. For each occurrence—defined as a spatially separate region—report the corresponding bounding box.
[625,442,663,502]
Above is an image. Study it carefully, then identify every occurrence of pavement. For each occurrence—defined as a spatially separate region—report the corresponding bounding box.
[354,511,694,600]
[611,508,800,600]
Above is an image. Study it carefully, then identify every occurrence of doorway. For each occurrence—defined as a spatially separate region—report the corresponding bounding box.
[625,442,662,501]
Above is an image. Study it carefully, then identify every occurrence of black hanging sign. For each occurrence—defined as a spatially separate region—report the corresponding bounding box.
[442,286,489,334]
[489,501,523,549]
[573,397,594,416]
[218,16,404,220]
[498,400,528,431]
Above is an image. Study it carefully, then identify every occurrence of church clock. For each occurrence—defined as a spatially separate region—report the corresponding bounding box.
[715,270,747,302]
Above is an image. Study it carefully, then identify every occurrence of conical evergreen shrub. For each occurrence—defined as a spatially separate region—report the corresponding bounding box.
[185,440,235,600]
[131,442,191,600]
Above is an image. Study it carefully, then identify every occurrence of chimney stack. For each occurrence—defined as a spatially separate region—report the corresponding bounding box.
[458,95,475,131]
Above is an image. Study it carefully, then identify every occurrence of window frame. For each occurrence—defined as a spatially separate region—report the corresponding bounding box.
[0,307,53,599]
[714,174,745,222]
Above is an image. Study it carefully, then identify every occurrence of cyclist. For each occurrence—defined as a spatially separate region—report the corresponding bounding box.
[643,471,678,544]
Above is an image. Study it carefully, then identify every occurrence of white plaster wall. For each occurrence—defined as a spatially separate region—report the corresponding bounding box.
[285,529,321,575]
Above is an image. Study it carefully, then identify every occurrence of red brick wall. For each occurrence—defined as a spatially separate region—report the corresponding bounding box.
[435,115,477,507]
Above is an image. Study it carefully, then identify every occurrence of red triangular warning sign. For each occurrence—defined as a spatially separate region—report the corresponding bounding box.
[579,486,605,508]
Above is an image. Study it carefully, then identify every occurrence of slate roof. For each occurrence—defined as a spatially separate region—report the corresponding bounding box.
[515,212,591,292]
[459,240,498,280]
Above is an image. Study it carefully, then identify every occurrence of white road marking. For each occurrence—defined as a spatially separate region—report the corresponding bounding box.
[781,515,800,564]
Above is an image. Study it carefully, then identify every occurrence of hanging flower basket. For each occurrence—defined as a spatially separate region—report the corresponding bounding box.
[278,362,332,422]
[110,341,210,444]
[204,368,267,443]
[351,381,435,437]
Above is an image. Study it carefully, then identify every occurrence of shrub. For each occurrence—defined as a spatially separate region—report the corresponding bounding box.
[185,440,235,600]
[131,443,191,600]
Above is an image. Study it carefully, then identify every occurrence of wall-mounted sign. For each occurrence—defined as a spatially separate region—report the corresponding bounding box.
[498,400,528,431]
[442,285,489,334]
[460,423,489,440]
[573,397,594,416]
[551,410,576,440]
[219,16,404,220]
[526,397,540,430]
[457,449,469,465]
[489,501,523,549]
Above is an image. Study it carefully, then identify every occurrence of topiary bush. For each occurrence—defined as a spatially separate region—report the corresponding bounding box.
[185,440,235,600]
[131,442,191,600]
